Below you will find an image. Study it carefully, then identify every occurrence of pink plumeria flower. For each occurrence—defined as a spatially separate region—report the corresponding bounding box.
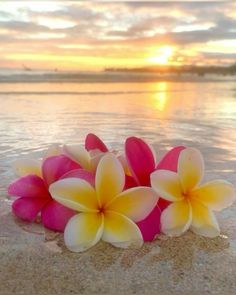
[49,153,159,252]
[125,136,185,241]
[8,154,94,232]
[151,147,236,237]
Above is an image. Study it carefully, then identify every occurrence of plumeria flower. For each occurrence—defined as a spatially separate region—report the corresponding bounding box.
[125,136,185,241]
[8,154,93,231]
[125,136,185,187]
[63,133,108,173]
[151,147,236,237]
[49,153,159,252]
[12,144,62,178]
[64,133,130,175]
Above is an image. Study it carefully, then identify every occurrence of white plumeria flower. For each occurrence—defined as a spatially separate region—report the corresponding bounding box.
[151,147,236,238]
[63,144,129,173]
[63,144,104,172]
[49,153,159,252]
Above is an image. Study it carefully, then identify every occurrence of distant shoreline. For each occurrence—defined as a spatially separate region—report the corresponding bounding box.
[0,71,235,83]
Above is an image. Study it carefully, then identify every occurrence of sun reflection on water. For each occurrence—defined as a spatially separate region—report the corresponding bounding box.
[153,82,168,112]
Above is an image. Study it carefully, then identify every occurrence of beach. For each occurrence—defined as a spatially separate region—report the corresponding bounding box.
[1,78,236,294]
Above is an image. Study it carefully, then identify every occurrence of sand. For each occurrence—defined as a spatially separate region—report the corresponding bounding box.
[1,171,236,295]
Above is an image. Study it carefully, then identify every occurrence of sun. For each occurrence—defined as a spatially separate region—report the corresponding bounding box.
[147,46,175,65]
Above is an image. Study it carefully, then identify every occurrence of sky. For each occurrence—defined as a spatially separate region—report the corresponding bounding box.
[0,1,236,71]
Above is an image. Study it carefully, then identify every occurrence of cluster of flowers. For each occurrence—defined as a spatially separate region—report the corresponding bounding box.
[8,133,236,252]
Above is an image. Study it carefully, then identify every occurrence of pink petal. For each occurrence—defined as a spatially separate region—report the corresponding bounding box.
[8,175,50,198]
[85,133,108,152]
[125,174,138,189]
[125,137,155,186]
[60,169,95,187]
[157,198,171,211]
[12,197,49,221]
[136,204,161,241]
[42,155,81,186]
[41,200,76,232]
[156,146,186,172]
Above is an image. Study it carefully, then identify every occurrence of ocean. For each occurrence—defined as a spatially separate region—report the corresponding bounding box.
[0,77,236,194]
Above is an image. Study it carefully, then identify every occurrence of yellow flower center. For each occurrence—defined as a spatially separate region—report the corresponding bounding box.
[182,190,193,200]
[98,206,105,214]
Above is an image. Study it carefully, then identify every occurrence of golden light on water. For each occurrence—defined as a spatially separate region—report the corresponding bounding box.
[153,82,168,112]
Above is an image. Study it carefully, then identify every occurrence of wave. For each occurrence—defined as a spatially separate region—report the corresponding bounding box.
[0,90,181,96]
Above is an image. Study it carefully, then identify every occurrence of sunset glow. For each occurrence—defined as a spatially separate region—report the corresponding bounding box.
[0,1,235,71]
[147,46,175,65]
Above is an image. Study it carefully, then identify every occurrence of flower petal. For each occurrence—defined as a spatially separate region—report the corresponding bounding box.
[41,200,76,232]
[192,180,236,211]
[190,199,220,237]
[63,144,91,170]
[12,159,41,177]
[161,200,191,236]
[85,133,108,152]
[156,146,186,171]
[64,213,104,252]
[60,169,95,187]
[151,170,183,201]
[42,155,80,186]
[157,198,171,211]
[178,147,204,193]
[102,212,143,248]
[107,187,158,222]
[125,137,155,186]
[137,205,161,241]
[117,152,131,175]
[8,175,50,198]
[49,178,98,212]
[89,151,105,172]
[43,144,62,160]
[95,153,125,206]
[12,197,49,221]
[124,174,137,189]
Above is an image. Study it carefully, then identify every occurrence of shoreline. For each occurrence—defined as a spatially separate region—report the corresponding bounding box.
[0,72,235,83]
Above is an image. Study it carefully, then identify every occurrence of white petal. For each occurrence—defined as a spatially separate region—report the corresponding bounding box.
[192,180,236,211]
[151,170,183,201]
[64,213,103,252]
[43,144,62,160]
[190,199,220,238]
[178,147,204,193]
[161,200,192,236]
[12,158,41,177]
[95,153,125,207]
[107,187,158,222]
[49,178,98,212]
[89,150,105,171]
[102,212,143,249]
[63,144,91,170]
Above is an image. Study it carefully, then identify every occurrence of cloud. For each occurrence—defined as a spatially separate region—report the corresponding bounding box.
[0,0,235,69]
[0,20,50,32]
